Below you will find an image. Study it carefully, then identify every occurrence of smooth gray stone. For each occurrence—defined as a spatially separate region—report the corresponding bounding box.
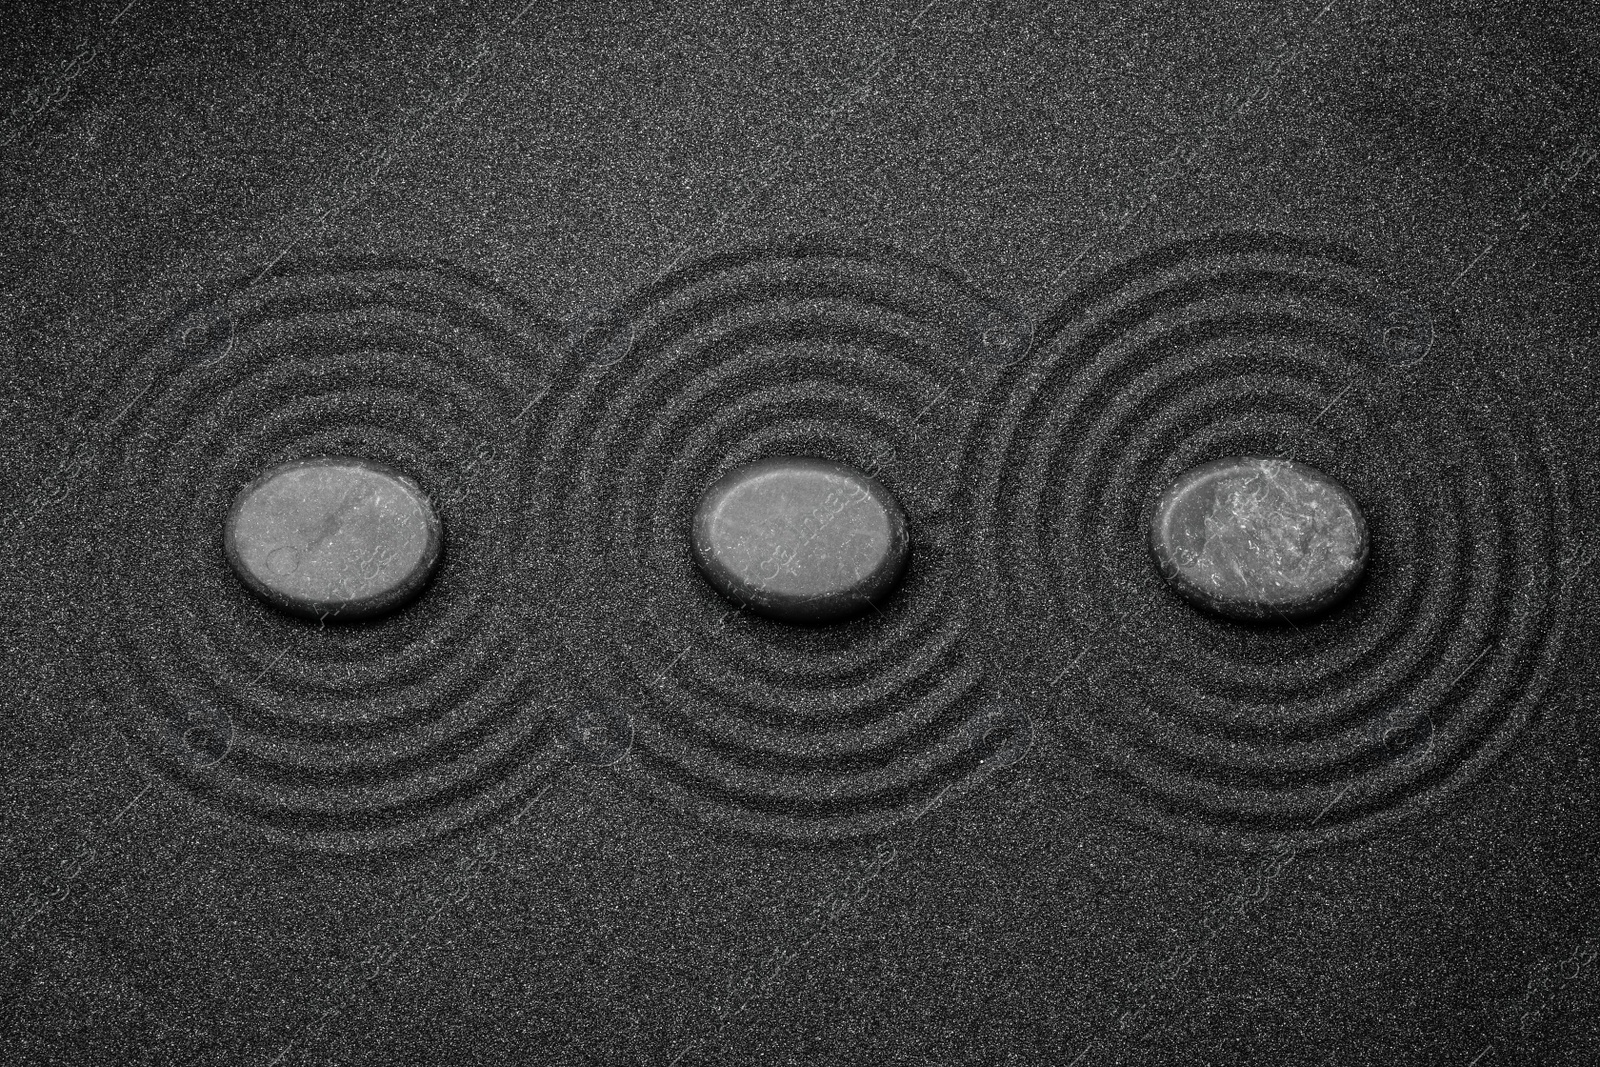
[224,457,442,621]
[690,457,910,624]
[1149,456,1368,622]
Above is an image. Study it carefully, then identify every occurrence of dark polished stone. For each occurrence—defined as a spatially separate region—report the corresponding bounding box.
[1149,456,1368,622]
[690,457,910,624]
[224,457,443,621]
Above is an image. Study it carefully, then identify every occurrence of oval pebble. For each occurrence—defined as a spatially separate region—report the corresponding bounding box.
[223,457,443,621]
[690,457,910,624]
[1149,456,1369,622]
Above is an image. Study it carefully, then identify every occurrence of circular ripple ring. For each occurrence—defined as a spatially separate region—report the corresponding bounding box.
[534,236,1028,842]
[80,257,564,853]
[973,232,1574,847]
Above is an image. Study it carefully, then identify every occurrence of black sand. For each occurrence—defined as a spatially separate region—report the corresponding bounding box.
[2,1,1597,1064]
